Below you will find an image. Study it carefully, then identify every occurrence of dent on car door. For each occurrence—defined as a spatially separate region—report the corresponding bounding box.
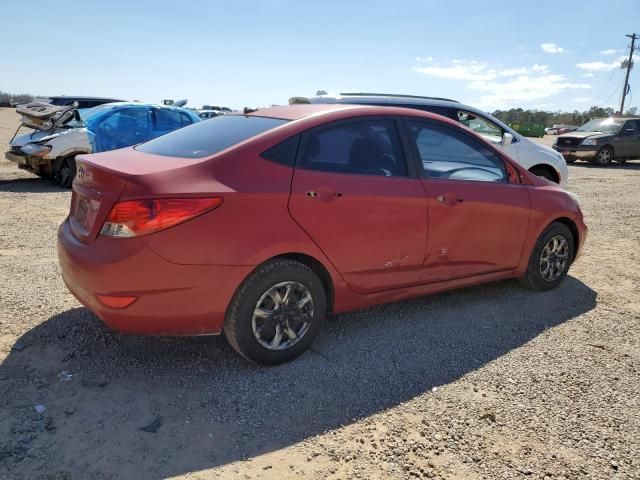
[288,117,428,294]
[404,118,530,283]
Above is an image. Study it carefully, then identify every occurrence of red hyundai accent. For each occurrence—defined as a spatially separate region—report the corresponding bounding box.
[58,104,587,364]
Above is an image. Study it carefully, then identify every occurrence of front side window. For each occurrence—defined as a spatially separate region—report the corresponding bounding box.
[622,120,639,135]
[457,110,503,143]
[408,120,507,183]
[300,119,407,177]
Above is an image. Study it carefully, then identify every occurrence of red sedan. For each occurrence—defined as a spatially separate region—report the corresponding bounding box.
[58,104,587,364]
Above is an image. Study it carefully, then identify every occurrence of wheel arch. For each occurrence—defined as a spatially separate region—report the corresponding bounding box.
[230,252,336,315]
[529,163,560,183]
[270,253,335,313]
[549,216,579,261]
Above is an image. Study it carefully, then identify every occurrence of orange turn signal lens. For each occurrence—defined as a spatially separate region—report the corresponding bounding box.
[96,294,138,309]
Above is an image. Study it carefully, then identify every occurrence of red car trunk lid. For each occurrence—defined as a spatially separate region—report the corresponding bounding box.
[69,148,229,243]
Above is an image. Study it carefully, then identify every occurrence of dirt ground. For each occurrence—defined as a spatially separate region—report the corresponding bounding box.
[1,106,639,480]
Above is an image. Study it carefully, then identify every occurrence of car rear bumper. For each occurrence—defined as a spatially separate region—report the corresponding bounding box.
[57,219,254,335]
[553,145,597,161]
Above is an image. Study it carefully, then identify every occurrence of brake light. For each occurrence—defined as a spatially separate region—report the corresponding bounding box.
[100,197,223,237]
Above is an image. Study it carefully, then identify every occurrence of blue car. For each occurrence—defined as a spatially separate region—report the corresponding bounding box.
[7,102,201,187]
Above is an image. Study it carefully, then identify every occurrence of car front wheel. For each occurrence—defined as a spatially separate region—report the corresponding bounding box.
[592,146,613,166]
[519,222,574,291]
[224,259,326,365]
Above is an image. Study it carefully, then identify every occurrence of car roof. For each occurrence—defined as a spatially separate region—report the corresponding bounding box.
[241,104,464,131]
[290,93,460,107]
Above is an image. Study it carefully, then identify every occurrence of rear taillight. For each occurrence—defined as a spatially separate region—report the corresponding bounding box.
[100,197,223,237]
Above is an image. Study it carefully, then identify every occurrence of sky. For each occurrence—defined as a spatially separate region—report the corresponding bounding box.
[1,0,639,113]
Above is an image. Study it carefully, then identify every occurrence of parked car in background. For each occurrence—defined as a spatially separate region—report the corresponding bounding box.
[202,105,232,113]
[46,96,126,109]
[198,109,223,119]
[546,124,578,135]
[58,104,586,364]
[6,102,200,187]
[553,117,640,165]
[290,93,568,186]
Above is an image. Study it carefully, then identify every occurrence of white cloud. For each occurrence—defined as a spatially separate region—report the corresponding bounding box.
[469,75,591,109]
[415,56,433,62]
[582,73,595,78]
[574,97,592,103]
[600,49,618,55]
[576,59,622,72]
[541,43,565,54]
[414,59,590,109]
[413,60,550,82]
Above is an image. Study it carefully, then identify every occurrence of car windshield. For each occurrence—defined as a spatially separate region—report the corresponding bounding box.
[578,118,623,134]
[135,115,289,158]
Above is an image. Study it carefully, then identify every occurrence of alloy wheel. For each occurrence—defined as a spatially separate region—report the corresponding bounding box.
[251,281,314,350]
[539,235,569,282]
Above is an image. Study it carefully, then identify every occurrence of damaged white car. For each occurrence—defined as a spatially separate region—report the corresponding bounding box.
[6,101,200,187]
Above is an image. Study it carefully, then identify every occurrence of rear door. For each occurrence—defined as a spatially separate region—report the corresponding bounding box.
[403,118,530,283]
[289,117,427,294]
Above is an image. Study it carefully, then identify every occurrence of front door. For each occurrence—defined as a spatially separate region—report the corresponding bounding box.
[289,118,427,294]
[617,120,640,158]
[404,118,530,283]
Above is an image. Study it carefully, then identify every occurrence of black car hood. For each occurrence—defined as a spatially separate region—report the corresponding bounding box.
[558,131,613,140]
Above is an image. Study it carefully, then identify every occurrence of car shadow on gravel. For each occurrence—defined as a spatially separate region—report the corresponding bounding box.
[568,160,640,170]
[0,276,596,479]
[0,177,65,193]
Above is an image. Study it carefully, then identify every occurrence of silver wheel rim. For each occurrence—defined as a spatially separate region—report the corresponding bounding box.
[539,235,569,282]
[598,149,611,164]
[251,281,314,351]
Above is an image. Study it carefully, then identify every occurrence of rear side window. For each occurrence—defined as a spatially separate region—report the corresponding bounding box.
[136,115,288,158]
[300,119,407,177]
[154,109,184,131]
[261,135,300,166]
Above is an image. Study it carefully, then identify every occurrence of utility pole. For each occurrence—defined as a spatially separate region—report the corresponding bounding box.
[619,33,639,115]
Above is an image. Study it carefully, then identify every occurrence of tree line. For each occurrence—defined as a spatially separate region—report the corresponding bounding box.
[491,106,639,127]
[0,91,35,105]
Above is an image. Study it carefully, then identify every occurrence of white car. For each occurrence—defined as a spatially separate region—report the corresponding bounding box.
[290,93,569,188]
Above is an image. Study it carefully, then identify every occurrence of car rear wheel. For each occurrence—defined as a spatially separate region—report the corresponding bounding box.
[519,222,574,291]
[224,259,326,365]
[592,146,613,166]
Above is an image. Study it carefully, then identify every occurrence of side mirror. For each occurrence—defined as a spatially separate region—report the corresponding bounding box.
[502,132,514,146]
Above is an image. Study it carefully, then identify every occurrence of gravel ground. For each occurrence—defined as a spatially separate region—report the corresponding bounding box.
[1,107,639,479]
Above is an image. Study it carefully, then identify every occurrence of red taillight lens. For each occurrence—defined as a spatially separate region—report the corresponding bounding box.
[101,197,223,237]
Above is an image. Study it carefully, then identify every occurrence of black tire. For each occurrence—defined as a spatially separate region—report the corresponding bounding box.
[519,222,574,291]
[564,156,576,164]
[592,146,613,166]
[530,167,557,183]
[224,259,326,365]
[57,157,76,188]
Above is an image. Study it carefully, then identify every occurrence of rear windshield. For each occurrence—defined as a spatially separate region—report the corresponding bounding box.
[136,115,288,158]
